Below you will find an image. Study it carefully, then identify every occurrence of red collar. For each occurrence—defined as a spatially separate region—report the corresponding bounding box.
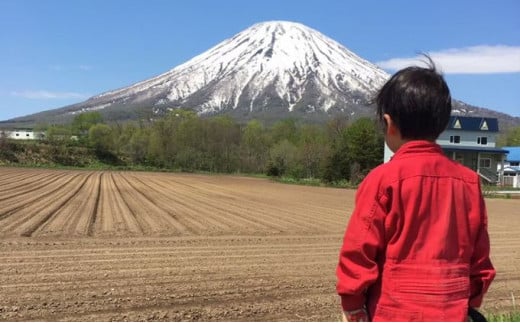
[391,140,443,161]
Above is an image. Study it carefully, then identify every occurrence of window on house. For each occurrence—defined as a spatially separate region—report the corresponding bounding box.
[453,118,461,129]
[449,135,460,143]
[480,120,489,130]
[15,133,19,136]
[26,134,30,137]
[479,158,491,168]
[511,162,520,166]
[477,137,488,145]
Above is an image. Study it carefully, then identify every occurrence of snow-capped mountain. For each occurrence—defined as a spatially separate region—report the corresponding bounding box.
[3,20,519,128]
[6,21,390,125]
[91,20,388,115]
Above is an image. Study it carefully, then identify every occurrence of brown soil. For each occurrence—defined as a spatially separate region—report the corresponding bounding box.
[0,167,518,321]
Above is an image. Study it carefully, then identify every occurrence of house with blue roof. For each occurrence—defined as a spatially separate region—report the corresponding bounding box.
[384,116,509,185]
[501,146,520,187]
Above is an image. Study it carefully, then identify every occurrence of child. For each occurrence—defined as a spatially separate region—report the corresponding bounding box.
[336,58,496,321]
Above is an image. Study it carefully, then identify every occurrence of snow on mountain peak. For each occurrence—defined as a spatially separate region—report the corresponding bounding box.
[87,20,391,117]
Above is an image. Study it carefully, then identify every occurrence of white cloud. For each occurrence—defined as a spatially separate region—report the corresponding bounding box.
[48,64,93,71]
[78,65,93,71]
[49,65,64,71]
[376,45,520,74]
[11,90,88,100]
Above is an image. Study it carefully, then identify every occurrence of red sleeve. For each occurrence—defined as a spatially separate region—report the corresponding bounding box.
[469,191,496,308]
[336,175,387,311]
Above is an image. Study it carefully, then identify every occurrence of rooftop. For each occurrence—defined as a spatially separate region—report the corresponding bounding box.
[446,116,499,132]
[440,145,509,154]
[503,146,520,162]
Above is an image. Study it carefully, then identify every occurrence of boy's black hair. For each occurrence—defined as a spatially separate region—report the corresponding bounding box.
[376,55,452,140]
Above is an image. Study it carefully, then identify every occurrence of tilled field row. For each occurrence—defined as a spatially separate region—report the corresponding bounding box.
[0,235,341,321]
[0,168,349,238]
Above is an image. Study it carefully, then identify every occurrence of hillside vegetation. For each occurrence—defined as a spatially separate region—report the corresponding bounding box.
[0,111,384,185]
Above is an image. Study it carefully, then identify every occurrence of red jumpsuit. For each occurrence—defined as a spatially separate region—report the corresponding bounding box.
[336,140,495,321]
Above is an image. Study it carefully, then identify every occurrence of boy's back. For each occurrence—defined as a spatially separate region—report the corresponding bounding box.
[376,140,483,265]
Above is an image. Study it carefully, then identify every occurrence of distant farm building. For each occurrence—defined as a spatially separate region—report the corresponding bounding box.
[0,128,45,140]
[501,146,520,188]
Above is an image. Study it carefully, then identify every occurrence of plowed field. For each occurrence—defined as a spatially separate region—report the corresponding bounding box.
[0,167,518,321]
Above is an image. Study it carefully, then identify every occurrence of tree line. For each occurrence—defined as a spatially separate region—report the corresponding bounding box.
[39,110,385,185]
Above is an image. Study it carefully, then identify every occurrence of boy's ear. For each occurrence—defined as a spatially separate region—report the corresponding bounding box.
[383,114,397,135]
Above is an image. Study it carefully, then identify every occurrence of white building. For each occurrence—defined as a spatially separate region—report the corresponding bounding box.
[0,129,45,140]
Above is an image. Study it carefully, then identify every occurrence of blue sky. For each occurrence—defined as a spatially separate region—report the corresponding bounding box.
[0,0,519,121]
